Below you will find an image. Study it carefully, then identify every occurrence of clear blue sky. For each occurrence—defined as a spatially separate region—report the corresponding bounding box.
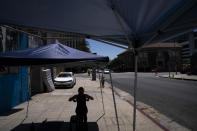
[86,39,126,60]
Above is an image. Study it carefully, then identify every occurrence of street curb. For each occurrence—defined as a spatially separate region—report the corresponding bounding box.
[106,81,169,131]
[158,76,197,81]
[124,99,169,131]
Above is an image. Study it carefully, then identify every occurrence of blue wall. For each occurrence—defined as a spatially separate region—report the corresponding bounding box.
[0,33,29,112]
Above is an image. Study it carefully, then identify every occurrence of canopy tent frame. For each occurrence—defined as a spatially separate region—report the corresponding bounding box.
[143,1,196,46]
[108,2,139,130]
[96,71,106,122]
[109,70,120,131]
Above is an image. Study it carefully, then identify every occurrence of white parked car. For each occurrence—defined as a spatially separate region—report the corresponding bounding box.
[104,69,110,74]
[54,72,76,88]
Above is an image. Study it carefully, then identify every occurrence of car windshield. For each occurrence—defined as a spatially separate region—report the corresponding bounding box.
[58,74,72,77]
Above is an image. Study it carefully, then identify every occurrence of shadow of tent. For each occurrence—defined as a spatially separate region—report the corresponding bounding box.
[0,108,23,116]
[11,121,99,131]
[55,86,75,89]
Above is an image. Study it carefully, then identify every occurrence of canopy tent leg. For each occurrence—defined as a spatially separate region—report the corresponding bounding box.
[108,2,138,129]
[96,70,106,122]
[20,67,31,124]
[100,71,105,114]
[133,54,138,131]
[109,70,120,131]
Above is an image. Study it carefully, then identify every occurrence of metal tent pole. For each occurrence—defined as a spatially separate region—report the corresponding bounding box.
[109,70,120,131]
[96,70,106,122]
[133,54,138,131]
[106,1,137,130]
[100,71,106,114]
[20,66,31,124]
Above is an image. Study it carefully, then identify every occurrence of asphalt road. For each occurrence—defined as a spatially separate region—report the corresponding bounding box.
[100,72,197,131]
[76,72,197,130]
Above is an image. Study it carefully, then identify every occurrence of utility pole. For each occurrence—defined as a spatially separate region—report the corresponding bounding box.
[92,53,97,81]
[168,51,171,78]
[92,67,96,81]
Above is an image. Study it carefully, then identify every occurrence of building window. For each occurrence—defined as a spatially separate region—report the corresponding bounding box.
[194,31,197,37]
[0,28,19,75]
[177,34,188,43]
[158,61,163,66]
[183,44,189,48]
[0,66,19,74]
[0,66,8,74]
[158,52,162,57]
[6,29,19,51]
[139,53,143,58]
[194,39,197,49]
[143,61,147,66]
[28,36,43,48]
[144,52,148,58]
[0,30,3,52]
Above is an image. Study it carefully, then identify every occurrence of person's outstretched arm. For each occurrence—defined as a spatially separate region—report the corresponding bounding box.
[85,94,94,100]
[69,95,77,101]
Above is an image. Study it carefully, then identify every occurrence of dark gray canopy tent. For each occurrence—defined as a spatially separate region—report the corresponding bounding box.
[1,0,197,130]
[0,0,196,46]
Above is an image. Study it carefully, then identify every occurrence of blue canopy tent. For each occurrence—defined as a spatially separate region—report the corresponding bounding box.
[0,43,109,128]
[1,0,197,130]
[0,43,109,66]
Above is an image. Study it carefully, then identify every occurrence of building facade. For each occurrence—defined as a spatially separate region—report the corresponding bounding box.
[170,31,197,74]
[0,27,29,112]
[110,43,181,72]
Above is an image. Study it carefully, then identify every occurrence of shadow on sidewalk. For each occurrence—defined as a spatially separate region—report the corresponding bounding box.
[0,108,23,116]
[55,86,75,89]
[11,121,99,131]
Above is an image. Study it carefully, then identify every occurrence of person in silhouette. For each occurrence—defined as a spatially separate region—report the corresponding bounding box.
[69,87,94,123]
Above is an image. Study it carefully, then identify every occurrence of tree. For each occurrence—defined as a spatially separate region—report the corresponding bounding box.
[77,39,90,53]
[109,57,124,72]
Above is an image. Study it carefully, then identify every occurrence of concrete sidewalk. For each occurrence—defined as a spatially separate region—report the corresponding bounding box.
[158,73,197,81]
[0,77,163,131]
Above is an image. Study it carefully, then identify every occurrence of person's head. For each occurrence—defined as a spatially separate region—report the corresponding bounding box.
[78,87,84,95]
